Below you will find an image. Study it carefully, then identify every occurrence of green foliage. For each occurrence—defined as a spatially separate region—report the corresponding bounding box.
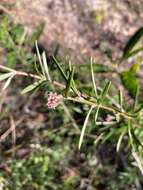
[123,26,143,59]
[0,14,45,68]
[65,67,75,97]
[11,153,49,190]
[120,70,139,98]
[6,51,18,67]
[10,25,24,44]
[28,22,45,45]
[21,79,46,94]
[1,11,143,190]
[81,63,111,73]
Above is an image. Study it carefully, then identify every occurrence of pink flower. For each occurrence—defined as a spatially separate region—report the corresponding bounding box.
[47,92,63,109]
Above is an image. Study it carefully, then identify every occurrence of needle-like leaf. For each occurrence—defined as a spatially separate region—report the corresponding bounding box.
[0,72,14,81]
[90,57,98,97]
[35,41,45,77]
[3,74,14,90]
[65,67,74,97]
[21,79,45,94]
[78,106,94,150]
[116,128,126,152]
[42,52,51,82]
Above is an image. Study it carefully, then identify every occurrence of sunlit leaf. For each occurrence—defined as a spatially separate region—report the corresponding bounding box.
[90,57,98,97]
[2,75,14,90]
[21,79,45,94]
[122,47,143,60]
[130,63,141,73]
[78,106,94,150]
[120,71,139,98]
[42,52,51,82]
[0,72,14,81]
[81,63,111,73]
[65,67,74,97]
[99,81,111,103]
[118,90,123,112]
[123,27,143,58]
[116,128,126,152]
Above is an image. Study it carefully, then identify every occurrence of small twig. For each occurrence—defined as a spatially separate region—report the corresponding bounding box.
[67,97,135,120]
[0,64,65,88]
[0,117,24,142]
[0,5,15,20]
[10,115,16,155]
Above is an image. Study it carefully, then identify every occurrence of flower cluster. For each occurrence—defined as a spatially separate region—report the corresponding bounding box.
[47,92,63,109]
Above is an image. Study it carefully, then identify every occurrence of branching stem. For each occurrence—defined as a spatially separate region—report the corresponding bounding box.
[0,64,136,120]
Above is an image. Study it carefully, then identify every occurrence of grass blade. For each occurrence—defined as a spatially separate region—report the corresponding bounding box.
[0,72,14,81]
[123,27,143,59]
[90,57,98,97]
[116,128,126,152]
[21,79,45,94]
[99,81,111,103]
[3,74,14,90]
[78,106,94,150]
[35,41,45,76]
[53,56,67,81]
[65,67,74,97]
[119,90,123,112]
[42,52,51,82]
[94,105,100,124]
[134,85,139,111]
[53,56,80,96]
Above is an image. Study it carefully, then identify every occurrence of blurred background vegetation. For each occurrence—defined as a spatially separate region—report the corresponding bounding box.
[0,0,143,190]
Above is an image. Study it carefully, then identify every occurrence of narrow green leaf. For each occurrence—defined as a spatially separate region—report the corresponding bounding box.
[65,67,74,97]
[102,130,115,143]
[130,63,141,73]
[94,105,100,124]
[21,79,45,94]
[68,60,72,71]
[120,71,139,98]
[99,81,111,103]
[119,90,123,112]
[0,72,14,81]
[53,56,67,81]
[78,106,94,150]
[127,120,134,149]
[134,103,143,114]
[42,52,51,82]
[35,41,45,77]
[81,63,111,73]
[116,128,126,152]
[90,57,98,97]
[3,75,14,90]
[34,54,43,76]
[131,128,143,148]
[134,85,139,111]
[123,27,143,58]
[53,57,80,96]
[123,47,143,60]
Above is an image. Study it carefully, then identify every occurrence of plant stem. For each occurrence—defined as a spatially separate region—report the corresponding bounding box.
[67,97,135,120]
[0,64,136,120]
